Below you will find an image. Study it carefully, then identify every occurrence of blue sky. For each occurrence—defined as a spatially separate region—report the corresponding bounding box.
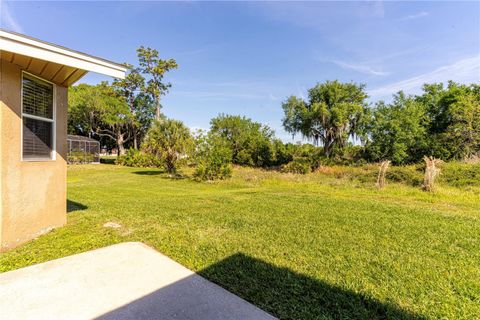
[2,1,479,141]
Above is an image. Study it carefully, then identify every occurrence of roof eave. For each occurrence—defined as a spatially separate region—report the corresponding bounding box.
[0,29,126,80]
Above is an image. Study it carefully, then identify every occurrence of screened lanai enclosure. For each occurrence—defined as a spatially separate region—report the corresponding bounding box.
[67,135,100,164]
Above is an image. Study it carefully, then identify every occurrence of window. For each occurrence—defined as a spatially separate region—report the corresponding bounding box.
[22,73,55,160]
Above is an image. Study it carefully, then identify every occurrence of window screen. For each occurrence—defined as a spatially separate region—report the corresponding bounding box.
[22,73,55,160]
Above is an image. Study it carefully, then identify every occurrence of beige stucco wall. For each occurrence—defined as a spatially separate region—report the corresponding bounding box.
[0,58,67,251]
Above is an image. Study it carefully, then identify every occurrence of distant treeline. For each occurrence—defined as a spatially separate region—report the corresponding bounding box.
[67,49,479,171]
[281,80,480,165]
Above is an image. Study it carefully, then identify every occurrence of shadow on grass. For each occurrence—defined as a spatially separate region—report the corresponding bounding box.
[97,252,425,320]
[198,253,426,320]
[67,199,88,213]
[100,158,116,165]
[132,170,163,176]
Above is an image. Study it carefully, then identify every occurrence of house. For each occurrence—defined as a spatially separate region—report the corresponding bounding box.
[0,29,126,251]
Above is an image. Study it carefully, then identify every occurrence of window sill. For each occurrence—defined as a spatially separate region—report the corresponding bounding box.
[22,158,56,162]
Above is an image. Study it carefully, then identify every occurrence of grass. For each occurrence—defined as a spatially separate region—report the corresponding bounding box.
[1,164,479,319]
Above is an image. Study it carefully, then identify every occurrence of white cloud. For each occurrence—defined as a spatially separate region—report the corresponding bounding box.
[398,11,429,22]
[0,2,23,33]
[369,56,480,98]
[332,60,389,76]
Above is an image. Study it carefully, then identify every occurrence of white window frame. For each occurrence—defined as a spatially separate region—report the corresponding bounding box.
[21,71,57,161]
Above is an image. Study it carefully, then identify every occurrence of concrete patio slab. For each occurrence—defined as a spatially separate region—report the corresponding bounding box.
[0,242,276,320]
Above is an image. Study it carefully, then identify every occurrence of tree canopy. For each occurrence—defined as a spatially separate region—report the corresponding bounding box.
[417,82,480,160]
[210,114,276,167]
[365,92,428,164]
[68,83,132,154]
[112,64,147,149]
[282,80,368,157]
[137,46,178,120]
[68,45,173,155]
[364,82,480,164]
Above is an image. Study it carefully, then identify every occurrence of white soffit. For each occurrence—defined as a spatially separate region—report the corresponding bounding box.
[0,29,126,80]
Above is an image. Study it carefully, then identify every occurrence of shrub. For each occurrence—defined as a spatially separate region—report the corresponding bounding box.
[281,157,312,174]
[273,143,324,169]
[296,144,323,170]
[116,149,163,168]
[193,133,233,181]
[142,119,194,173]
[271,140,295,167]
[386,165,423,186]
[440,162,480,187]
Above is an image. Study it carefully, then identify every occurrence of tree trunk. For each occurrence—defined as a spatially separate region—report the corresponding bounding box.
[155,96,161,121]
[117,130,126,156]
[133,130,138,150]
[324,140,333,158]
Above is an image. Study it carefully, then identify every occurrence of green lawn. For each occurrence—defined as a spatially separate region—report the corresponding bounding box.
[1,164,479,319]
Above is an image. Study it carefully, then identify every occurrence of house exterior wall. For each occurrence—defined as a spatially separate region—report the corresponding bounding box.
[0,58,67,251]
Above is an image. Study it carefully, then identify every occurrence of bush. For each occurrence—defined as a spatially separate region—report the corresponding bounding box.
[271,140,295,167]
[440,162,480,187]
[142,119,194,173]
[272,143,324,169]
[193,134,233,181]
[116,149,163,168]
[386,165,423,186]
[296,144,323,170]
[281,157,312,174]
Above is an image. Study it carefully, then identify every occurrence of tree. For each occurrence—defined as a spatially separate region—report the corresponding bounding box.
[365,92,428,164]
[68,83,132,155]
[137,46,178,120]
[416,82,480,160]
[443,89,480,159]
[132,93,156,146]
[112,64,145,149]
[210,114,275,167]
[282,80,368,157]
[142,119,193,174]
[68,84,102,138]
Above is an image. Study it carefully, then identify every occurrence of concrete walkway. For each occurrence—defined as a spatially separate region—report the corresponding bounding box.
[0,242,276,320]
